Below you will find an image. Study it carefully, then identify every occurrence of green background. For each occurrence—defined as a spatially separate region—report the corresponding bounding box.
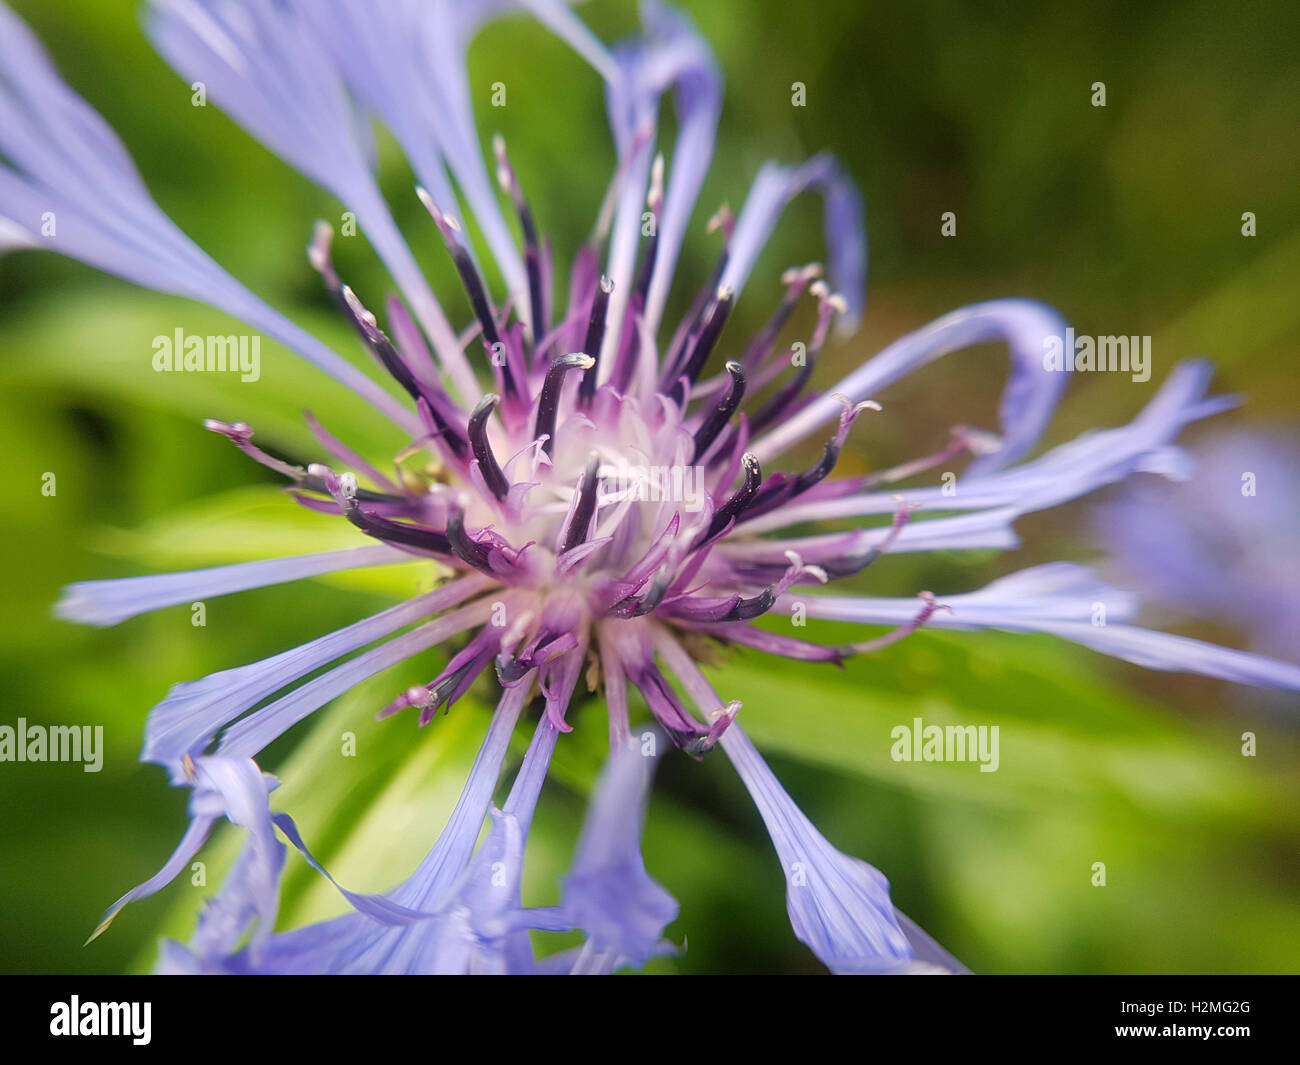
[1,0,1297,974]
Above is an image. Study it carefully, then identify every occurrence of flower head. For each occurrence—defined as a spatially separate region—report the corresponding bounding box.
[5,0,1297,973]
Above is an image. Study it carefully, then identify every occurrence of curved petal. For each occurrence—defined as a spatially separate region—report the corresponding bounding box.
[176,681,532,973]
[721,725,950,973]
[552,735,678,967]
[189,652,581,974]
[653,632,961,972]
[181,756,286,962]
[750,299,1068,471]
[93,755,280,946]
[720,153,866,331]
[0,2,416,430]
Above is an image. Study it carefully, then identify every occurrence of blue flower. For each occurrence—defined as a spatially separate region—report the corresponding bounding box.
[1093,427,1300,664]
[3,0,1295,974]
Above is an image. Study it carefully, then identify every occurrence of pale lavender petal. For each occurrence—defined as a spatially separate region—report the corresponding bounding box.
[1095,427,1300,662]
[744,359,1233,533]
[0,3,416,430]
[1025,622,1300,689]
[142,574,494,770]
[0,213,34,250]
[182,756,286,961]
[145,0,470,397]
[89,815,216,944]
[270,701,560,975]
[225,681,532,973]
[722,507,1023,567]
[720,153,866,330]
[289,0,526,314]
[55,545,408,627]
[444,664,579,973]
[552,736,678,967]
[597,3,720,370]
[636,0,722,337]
[520,0,620,81]
[782,563,1138,627]
[786,562,1300,690]
[720,725,935,974]
[217,597,497,758]
[896,910,970,974]
[456,715,565,974]
[270,813,436,925]
[655,635,958,972]
[750,299,1067,470]
[93,754,279,944]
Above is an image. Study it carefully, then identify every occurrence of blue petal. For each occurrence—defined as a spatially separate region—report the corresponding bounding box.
[595,2,722,369]
[721,153,866,331]
[0,2,417,430]
[745,358,1234,533]
[791,562,1300,691]
[229,646,587,973]
[193,681,533,973]
[634,0,723,337]
[216,597,496,759]
[55,544,407,627]
[720,725,958,973]
[1094,427,1300,663]
[287,0,527,323]
[750,298,1068,471]
[553,736,678,968]
[182,757,286,962]
[141,574,494,771]
[144,0,469,394]
[93,755,280,945]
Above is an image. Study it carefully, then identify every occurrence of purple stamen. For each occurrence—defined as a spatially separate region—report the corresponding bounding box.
[317,467,453,557]
[534,352,595,457]
[445,505,499,575]
[560,453,602,555]
[700,452,761,544]
[666,284,735,404]
[632,153,664,302]
[692,360,746,463]
[415,396,471,464]
[417,188,502,350]
[662,205,733,375]
[493,134,548,345]
[740,263,821,370]
[749,284,843,434]
[467,394,511,502]
[577,275,614,406]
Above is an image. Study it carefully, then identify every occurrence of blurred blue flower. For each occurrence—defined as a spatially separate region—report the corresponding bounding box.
[1094,427,1300,663]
